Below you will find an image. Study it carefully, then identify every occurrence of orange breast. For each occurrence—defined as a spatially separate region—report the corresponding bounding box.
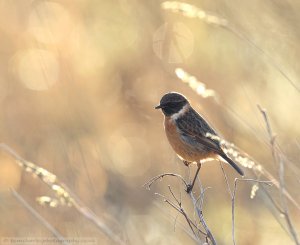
[164,117,215,162]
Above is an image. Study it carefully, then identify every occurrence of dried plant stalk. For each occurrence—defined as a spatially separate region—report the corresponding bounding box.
[0,143,125,245]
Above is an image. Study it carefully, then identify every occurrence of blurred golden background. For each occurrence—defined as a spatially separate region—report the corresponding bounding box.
[0,0,299,244]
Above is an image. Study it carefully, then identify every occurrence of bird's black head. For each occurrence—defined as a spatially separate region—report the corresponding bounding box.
[155,92,189,116]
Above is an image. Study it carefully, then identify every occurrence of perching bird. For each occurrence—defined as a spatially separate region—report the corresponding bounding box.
[155,92,244,193]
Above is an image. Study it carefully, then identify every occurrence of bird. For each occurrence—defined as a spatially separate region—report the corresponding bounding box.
[155,92,244,193]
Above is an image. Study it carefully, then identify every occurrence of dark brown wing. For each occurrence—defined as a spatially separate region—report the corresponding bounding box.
[176,108,221,152]
[177,108,244,176]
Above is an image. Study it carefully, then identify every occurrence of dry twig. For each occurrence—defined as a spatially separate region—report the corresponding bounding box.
[258,106,299,245]
[144,173,188,190]
[0,143,126,245]
[144,172,216,244]
[219,161,274,244]
[190,187,215,245]
[11,189,67,245]
[231,178,272,245]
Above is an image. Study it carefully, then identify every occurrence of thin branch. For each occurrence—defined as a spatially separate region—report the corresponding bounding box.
[154,202,200,243]
[144,173,188,190]
[167,185,199,238]
[11,189,67,245]
[257,105,277,169]
[219,161,233,198]
[259,183,291,235]
[254,162,300,211]
[219,159,277,245]
[232,178,273,245]
[277,154,299,244]
[173,213,180,232]
[0,144,125,245]
[258,182,284,214]
[168,185,181,206]
[210,121,300,211]
[156,193,206,238]
[155,192,206,239]
[258,106,300,245]
[190,189,216,245]
[145,171,217,244]
[72,202,126,244]
[190,174,215,244]
[145,173,207,243]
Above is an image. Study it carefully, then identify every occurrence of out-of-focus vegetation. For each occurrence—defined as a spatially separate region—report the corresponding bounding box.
[0,0,299,244]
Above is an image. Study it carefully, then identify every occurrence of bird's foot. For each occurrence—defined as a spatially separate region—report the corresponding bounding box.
[186,184,193,193]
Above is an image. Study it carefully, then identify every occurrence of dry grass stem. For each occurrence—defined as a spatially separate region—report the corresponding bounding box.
[11,189,67,244]
[161,1,228,27]
[144,172,188,190]
[175,68,217,100]
[232,178,273,245]
[205,133,300,211]
[190,188,216,245]
[219,162,233,197]
[0,144,126,245]
[218,152,276,245]
[163,1,299,92]
[145,172,217,244]
[154,201,203,243]
[155,191,205,243]
[258,105,300,245]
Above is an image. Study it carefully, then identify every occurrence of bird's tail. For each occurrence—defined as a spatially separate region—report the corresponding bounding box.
[220,153,244,176]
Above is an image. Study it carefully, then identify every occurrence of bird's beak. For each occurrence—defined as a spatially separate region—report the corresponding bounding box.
[155,104,162,109]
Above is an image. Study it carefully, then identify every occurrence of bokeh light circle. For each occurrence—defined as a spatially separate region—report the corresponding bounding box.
[16,49,59,91]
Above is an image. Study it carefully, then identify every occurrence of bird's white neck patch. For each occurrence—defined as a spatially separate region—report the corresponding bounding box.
[171,104,189,121]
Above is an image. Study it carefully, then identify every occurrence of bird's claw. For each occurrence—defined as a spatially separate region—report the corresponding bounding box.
[186,184,193,193]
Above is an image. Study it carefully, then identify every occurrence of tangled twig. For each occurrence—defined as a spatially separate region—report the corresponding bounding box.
[144,172,216,244]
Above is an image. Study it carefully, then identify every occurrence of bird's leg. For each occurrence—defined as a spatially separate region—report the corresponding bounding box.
[186,162,201,193]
